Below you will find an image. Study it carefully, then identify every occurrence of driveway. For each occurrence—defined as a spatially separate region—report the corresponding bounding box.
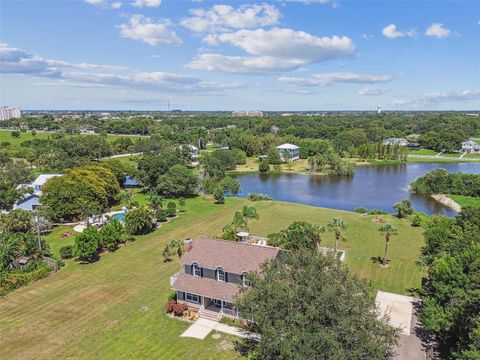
[376,291,427,360]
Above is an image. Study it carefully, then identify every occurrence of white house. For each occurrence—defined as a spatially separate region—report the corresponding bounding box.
[383,138,409,147]
[461,139,480,153]
[277,143,300,162]
[14,174,62,211]
[189,145,199,160]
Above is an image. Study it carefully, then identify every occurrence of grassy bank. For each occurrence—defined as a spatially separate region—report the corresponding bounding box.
[0,197,425,359]
[230,157,310,174]
[448,194,480,208]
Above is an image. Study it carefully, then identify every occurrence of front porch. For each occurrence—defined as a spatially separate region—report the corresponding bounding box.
[201,297,236,319]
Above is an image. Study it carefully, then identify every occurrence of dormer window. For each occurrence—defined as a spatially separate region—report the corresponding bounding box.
[242,272,251,287]
[216,267,225,282]
[192,263,201,277]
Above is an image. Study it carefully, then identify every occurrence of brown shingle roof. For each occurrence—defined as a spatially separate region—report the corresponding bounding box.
[181,236,281,274]
[172,273,239,302]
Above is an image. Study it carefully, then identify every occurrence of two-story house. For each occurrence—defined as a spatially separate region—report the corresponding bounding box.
[277,143,300,162]
[170,236,281,320]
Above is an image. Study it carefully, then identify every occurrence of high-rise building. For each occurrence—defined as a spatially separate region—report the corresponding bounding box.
[377,106,382,114]
[0,106,22,120]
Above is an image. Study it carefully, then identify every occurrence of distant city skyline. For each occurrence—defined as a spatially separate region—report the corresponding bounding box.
[1,0,479,111]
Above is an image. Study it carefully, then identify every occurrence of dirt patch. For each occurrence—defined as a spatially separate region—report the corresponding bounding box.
[431,194,461,212]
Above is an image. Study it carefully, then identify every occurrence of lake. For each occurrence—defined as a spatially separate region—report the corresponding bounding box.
[233,162,480,216]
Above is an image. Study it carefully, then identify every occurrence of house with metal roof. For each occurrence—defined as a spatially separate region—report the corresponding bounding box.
[277,143,300,162]
[13,174,62,211]
[170,237,282,320]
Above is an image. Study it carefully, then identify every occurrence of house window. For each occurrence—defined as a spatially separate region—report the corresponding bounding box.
[242,272,251,287]
[192,263,201,277]
[216,267,225,282]
[185,293,200,303]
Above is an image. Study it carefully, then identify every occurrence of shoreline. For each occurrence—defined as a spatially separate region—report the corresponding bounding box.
[431,194,462,213]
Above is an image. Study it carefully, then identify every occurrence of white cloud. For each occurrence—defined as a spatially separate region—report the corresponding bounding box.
[181,3,281,33]
[393,90,480,107]
[187,54,305,73]
[382,24,416,39]
[281,0,337,6]
[279,72,393,86]
[84,0,104,4]
[357,86,387,96]
[117,15,182,46]
[111,2,122,9]
[0,43,242,94]
[425,23,452,38]
[188,27,355,73]
[131,0,161,8]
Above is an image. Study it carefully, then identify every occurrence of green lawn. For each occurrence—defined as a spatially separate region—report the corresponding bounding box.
[44,225,76,258]
[0,197,425,359]
[448,194,480,208]
[408,148,437,156]
[231,157,310,174]
[0,129,142,157]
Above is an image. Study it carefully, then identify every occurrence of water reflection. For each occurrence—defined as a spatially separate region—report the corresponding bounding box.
[234,163,480,216]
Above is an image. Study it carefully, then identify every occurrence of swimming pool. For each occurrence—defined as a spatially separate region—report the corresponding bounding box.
[110,212,126,222]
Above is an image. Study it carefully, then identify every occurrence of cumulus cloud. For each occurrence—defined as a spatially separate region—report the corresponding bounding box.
[425,23,452,38]
[382,24,416,39]
[131,0,161,8]
[84,0,104,4]
[188,28,355,73]
[181,3,281,33]
[117,15,182,46]
[0,43,242,94]
[278,72,393,86]
[111,2,122,9]
[357,86,387,96]
[393,90,480,107]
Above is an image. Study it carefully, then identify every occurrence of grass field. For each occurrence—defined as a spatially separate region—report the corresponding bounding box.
[0,129,142,157]
[448,194,480,208]
[231,157,310,174]
[0,197,425,359]
[408,148,438,156]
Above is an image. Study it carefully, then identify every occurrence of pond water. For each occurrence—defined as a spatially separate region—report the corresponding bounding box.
[233,162,480,216]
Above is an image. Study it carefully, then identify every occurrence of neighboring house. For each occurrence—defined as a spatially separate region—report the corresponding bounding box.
[382,138,409,146]
[461,139,480,153]
[170,237,282,320]
[189,144,199,160]
[407,142,421,149]
[180,144,200,160]
[277,143,300,162]
[13,174,62,211]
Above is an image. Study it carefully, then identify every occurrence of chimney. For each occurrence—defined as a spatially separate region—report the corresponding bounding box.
[183,239,193,252]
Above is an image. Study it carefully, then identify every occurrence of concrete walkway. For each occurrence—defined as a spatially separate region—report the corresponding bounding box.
[181,318,259,340]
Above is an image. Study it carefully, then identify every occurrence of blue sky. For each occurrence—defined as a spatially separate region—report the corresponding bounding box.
[1,0,479,110]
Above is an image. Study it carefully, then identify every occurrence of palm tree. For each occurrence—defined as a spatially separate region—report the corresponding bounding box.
[327,217,348,252]
[233,206,259,231]
[378,224,398,267]
[169,239,183,259]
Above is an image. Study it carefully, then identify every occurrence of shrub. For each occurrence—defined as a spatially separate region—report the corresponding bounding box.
[166,202,177,217]
[168,291,177,301]
[172,303,187,316]
[258,160,270,173]
[59,245,74,259]
[165,300,176,313]
[354,207,368,214]
[411,214,422,227]
[156,209,168,222]
[393,199,414,218]
[214,186,225,204]
[368,209,389,215]
[247,193,273,201]
[124,206,154,235]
